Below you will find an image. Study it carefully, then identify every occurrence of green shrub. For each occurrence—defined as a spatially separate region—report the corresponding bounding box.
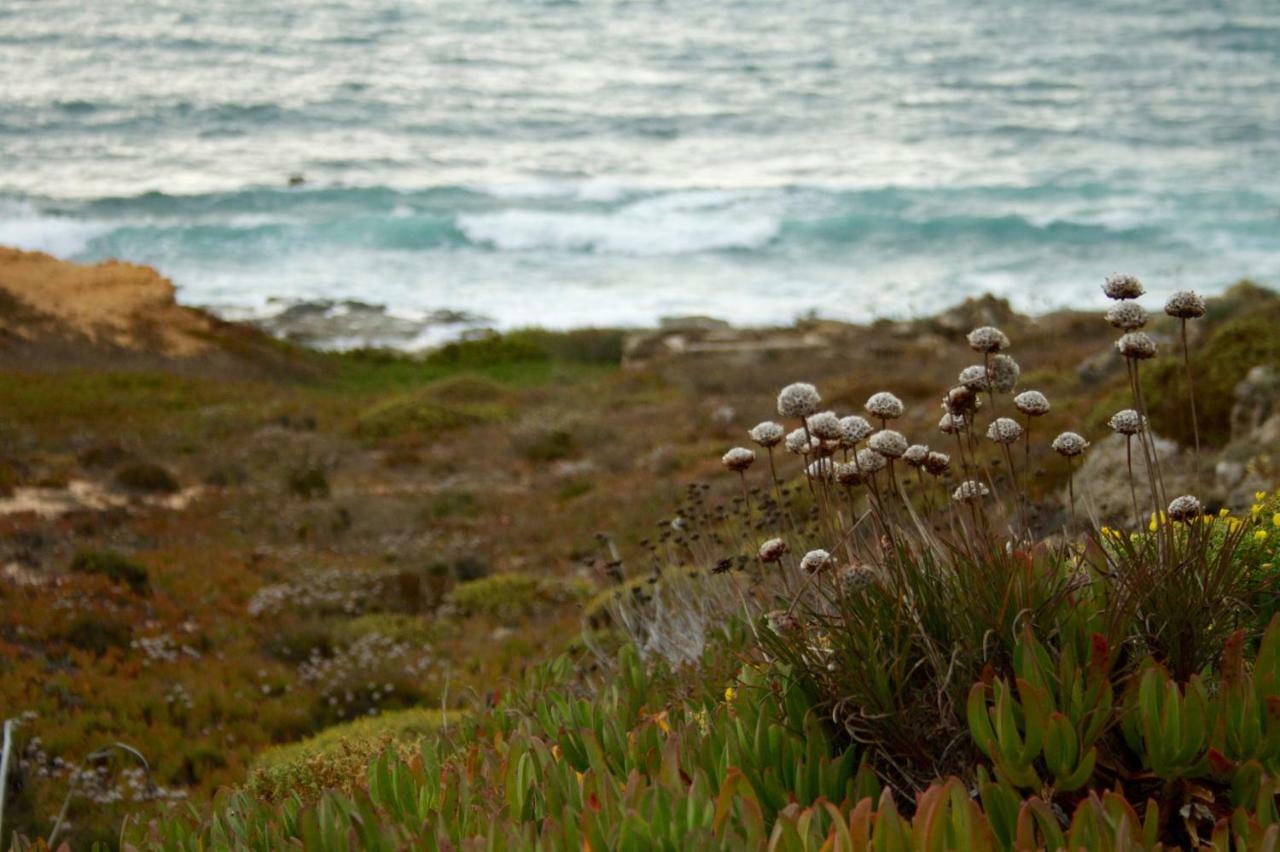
[287,465,330,499]
[63,613,132,655]
[68,548,150,595]
[245,708,446,804]
[450,573,590,619]
[113,461,179,494]
[332,613,436,647]
[354,394,507,441]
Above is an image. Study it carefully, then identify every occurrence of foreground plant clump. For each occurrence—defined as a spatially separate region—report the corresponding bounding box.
[111,274,1280,850]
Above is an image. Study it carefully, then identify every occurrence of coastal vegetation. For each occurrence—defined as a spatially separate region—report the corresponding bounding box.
[0,253,1277,849]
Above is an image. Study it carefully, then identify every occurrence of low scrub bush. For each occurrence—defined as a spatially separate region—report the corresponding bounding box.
[113,461,179,494]
[68,548,150,595]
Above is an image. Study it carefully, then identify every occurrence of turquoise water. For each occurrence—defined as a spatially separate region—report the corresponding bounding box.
[2,0,1278,344]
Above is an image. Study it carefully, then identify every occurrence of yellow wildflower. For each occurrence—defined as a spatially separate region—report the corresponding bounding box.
[1257,530,1270,542]
[1219,507,1230,517]
[653,711,670,733]
[724,687,737,703]
[1253,504,1263,517]
[1273,512,1279,528]
[1258,490,1268,502]
[552,744,562,762]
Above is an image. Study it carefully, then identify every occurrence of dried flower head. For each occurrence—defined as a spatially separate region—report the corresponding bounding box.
[923,451,951,476]
[765,610,798,635]
[958,365,989,391]
[1164,290,1206,319]
[785,428,817,455]
[967,326,1010,353]
[777,382,821,419]
[1051,431,1089,457]
[1116,331,1157,360]
[1013,390,1050,416]
[952,480,990,502]
[758,538,789,564]
[806,410,843,441]
[938,413,968,435]
[986,417,1024,445]
[1103,273,1144,300]
[990,354,1020,393]
[903,444,930,467]
[799,549,832,574]
[806,458,836,481]
[868,429,909,458]
[1167,494,1203,523]
[838,415,873,447]
[834,462,863,486]
[1106,301,1148,330]
[855,448,888,473]
[748,421,785,448]
[1107,409,1145,436]
[838,564,875,594]
[721,447,756,472]
[865,392,905,420]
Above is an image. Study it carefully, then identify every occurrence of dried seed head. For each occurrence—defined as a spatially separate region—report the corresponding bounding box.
[1051,431,1089,457]
[1116,331,1157,360]
[834,462,863,486]
[785,428,818,455]
[986,417,1024,445]
[721,447,756,472]
[944,385,980,416]
[838,415,873,447]
[777,382,822,419]
[799,549,832,574]
[939,413,968,435]
[967,326,1010,353]
[806,410,843,441]
[1167,494,1203,522]
[838,564,876,594]
[758,538,789,563]
[806,458,836,481]
[865,392,905,420]
[868,429,909,458]
[765,609,798,635]
[902,444,930,467]
[952,480,990,502]
[958,365,989,391]
[854,448,888,473]
[1106,301,1148,330]
[1164,290,1206,320]
[923,451,952,476]
[1103,273,1144,300]
[1014,390,1050,416]
[1107,409,1145,436]
[748,421,785,448]
[989,354,1020,393]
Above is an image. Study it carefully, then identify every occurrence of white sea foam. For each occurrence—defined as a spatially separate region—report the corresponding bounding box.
[0,201,111,257]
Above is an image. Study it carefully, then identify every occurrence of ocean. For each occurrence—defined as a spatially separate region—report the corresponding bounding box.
[2,0,1278,347]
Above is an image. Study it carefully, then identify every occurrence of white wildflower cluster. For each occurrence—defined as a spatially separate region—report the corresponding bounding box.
[131,633,201,666]
[18,738,186,804]
[297,632,436,720]
[247,567,391,618]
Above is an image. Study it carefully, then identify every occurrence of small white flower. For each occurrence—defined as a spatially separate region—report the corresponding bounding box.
[958,365,989,391]
[806,411,843,441]
[807,458,836,481]
[1106,301,1148,330]
[938,413,967,435]
[785,428,817,455]
[838,415,873,447]
[1167,494,1203,522]
[748,421,785,448]
[865,392,905,420]
[838,564,875,594]
[758,538,789,563]
[1051,432,1089,457]
[778,382,822,419]
[1116,332,1157,360]
[721,447,756,472]
[923,451,951,476]
[799,549,831,574]
[1103,273,1144,300]
[1107,409,1145,436]
[952,480,990,502]
[967,326,1010,353]
[902,444,930,467]
[989,355,1020,393]
[1013,390,1050,416]
[834,462,862,486]
[854,448,887,473]
[868,429,909,458]
[986,417,1023,445]
[1164,290,1206,319]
